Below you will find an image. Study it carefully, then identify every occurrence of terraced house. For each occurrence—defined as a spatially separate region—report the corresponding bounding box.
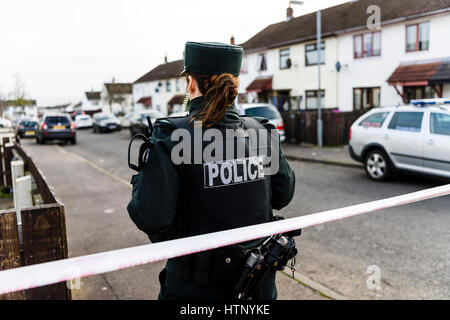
[133,59,186,116]
[239,0,450,112]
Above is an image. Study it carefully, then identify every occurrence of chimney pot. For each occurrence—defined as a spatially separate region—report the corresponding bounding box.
[286,7,293,20]
[230,35,235,45]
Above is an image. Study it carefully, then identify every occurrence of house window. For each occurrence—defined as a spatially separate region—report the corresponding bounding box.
[176,78,180,92]
[404,85,437,103]
[353,87,380,110]
[279,48,290,70]
[241,57,248,74]
[305,42,325,66]
[257,53,267,71]
[305,90,325,109]
[354,32,381,58]
[406,22,430,52]
[166,80,171,92]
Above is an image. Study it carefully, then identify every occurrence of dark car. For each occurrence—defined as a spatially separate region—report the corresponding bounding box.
[16,120,38,138]
[36,114,76,145]
[129,110,163,138]
[92,113,121,133]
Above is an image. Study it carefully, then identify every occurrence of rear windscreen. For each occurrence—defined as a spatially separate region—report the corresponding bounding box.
[245,107,280,119]
[20,121,37,127]
[46,116,70,124]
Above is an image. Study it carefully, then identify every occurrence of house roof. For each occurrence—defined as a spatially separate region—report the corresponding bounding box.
[246,77,273,92]
[104,83,132,95]
[134,60,184,84]
[241,0,450,52]
[85,91,101,100]
[429,61,450,84]
[387,61,442,85]
[168,94,185,106]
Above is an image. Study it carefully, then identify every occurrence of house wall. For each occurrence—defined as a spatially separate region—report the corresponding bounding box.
[240,37,339,110]
[272,37,339,109]
[337,12,450,111]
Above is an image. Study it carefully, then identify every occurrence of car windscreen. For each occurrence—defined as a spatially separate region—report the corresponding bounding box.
[244,107,280,119]
[45,116,70,124]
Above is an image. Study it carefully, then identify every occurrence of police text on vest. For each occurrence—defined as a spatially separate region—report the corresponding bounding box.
[203,156,265,188]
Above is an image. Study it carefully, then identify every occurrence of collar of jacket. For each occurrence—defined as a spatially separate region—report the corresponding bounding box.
[189,96,240,120]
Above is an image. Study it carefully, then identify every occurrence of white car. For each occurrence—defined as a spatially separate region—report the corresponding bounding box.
[75,114,93,129]
[349,99,450,181]
[236,103,286,142]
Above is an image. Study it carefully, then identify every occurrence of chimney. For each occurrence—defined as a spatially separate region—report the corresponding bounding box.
[164,55,168,64]
[286,7,293,20]
[230,35,235,45]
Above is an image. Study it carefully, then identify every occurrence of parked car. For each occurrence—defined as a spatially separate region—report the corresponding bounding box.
[349,99,450,181]
[0,118,12,128]
[129,110,164,137]
[168,111,189,117]
[236,103,286,142]
[16,119,39,138]
[75,114,93,129]
[92,113,121,133]
[119,112,134,128]
[36,113,76,145]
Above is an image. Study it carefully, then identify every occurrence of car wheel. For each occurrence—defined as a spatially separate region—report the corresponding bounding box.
[364,150,392,181]
[93,126,97,133]
[71,138,76,145]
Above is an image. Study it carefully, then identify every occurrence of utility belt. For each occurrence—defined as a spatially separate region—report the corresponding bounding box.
[166,217,301,300]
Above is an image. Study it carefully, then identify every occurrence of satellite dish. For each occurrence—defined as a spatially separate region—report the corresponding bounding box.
[286,58,292,69]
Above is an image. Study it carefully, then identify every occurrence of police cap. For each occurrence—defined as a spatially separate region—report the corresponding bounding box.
[181,42,244,76]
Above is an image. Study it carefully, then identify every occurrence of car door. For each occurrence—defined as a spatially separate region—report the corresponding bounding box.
[385,111,425,171]
[423,111,450,177]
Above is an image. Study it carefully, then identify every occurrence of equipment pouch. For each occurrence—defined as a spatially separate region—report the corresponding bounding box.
[210,245,247,288]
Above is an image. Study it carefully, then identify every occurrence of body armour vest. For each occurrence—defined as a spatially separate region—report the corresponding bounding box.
[165,114,275,238]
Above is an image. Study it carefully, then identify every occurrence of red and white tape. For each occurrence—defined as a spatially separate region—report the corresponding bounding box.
[0,184,449,295]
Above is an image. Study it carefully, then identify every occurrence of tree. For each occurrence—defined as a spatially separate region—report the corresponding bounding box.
[8,74,30,107]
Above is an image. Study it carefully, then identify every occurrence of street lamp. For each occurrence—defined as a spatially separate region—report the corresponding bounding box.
[289,0,323,147]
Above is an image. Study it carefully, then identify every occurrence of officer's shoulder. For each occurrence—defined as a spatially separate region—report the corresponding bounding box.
[154,116,190,130]
[240,115,275,129]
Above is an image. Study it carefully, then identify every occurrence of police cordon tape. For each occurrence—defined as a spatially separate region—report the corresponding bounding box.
[1,184,450,295]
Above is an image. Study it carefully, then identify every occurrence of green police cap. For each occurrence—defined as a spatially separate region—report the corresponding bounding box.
[182,42,244,76]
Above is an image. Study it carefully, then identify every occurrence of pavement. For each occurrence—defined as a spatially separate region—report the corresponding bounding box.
[282,143,362,168]
[19,130,450,300]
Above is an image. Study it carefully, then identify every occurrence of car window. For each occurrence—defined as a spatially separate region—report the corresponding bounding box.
[430,113,450,136]
[388,112,424,132]
[20,121,37,127]
[359,112,389,128]
[245,107,280,119]
[45,116,70,124]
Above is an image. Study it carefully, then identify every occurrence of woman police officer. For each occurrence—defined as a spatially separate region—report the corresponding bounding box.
[127,41,296,300]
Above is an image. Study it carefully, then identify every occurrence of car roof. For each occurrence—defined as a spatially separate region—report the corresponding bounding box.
[371,105,450,113]
[44,113,71,118]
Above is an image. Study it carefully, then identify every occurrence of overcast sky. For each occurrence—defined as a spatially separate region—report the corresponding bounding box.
[0,0,350,105]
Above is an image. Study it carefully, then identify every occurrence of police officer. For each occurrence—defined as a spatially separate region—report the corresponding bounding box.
[127,41,296,300]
